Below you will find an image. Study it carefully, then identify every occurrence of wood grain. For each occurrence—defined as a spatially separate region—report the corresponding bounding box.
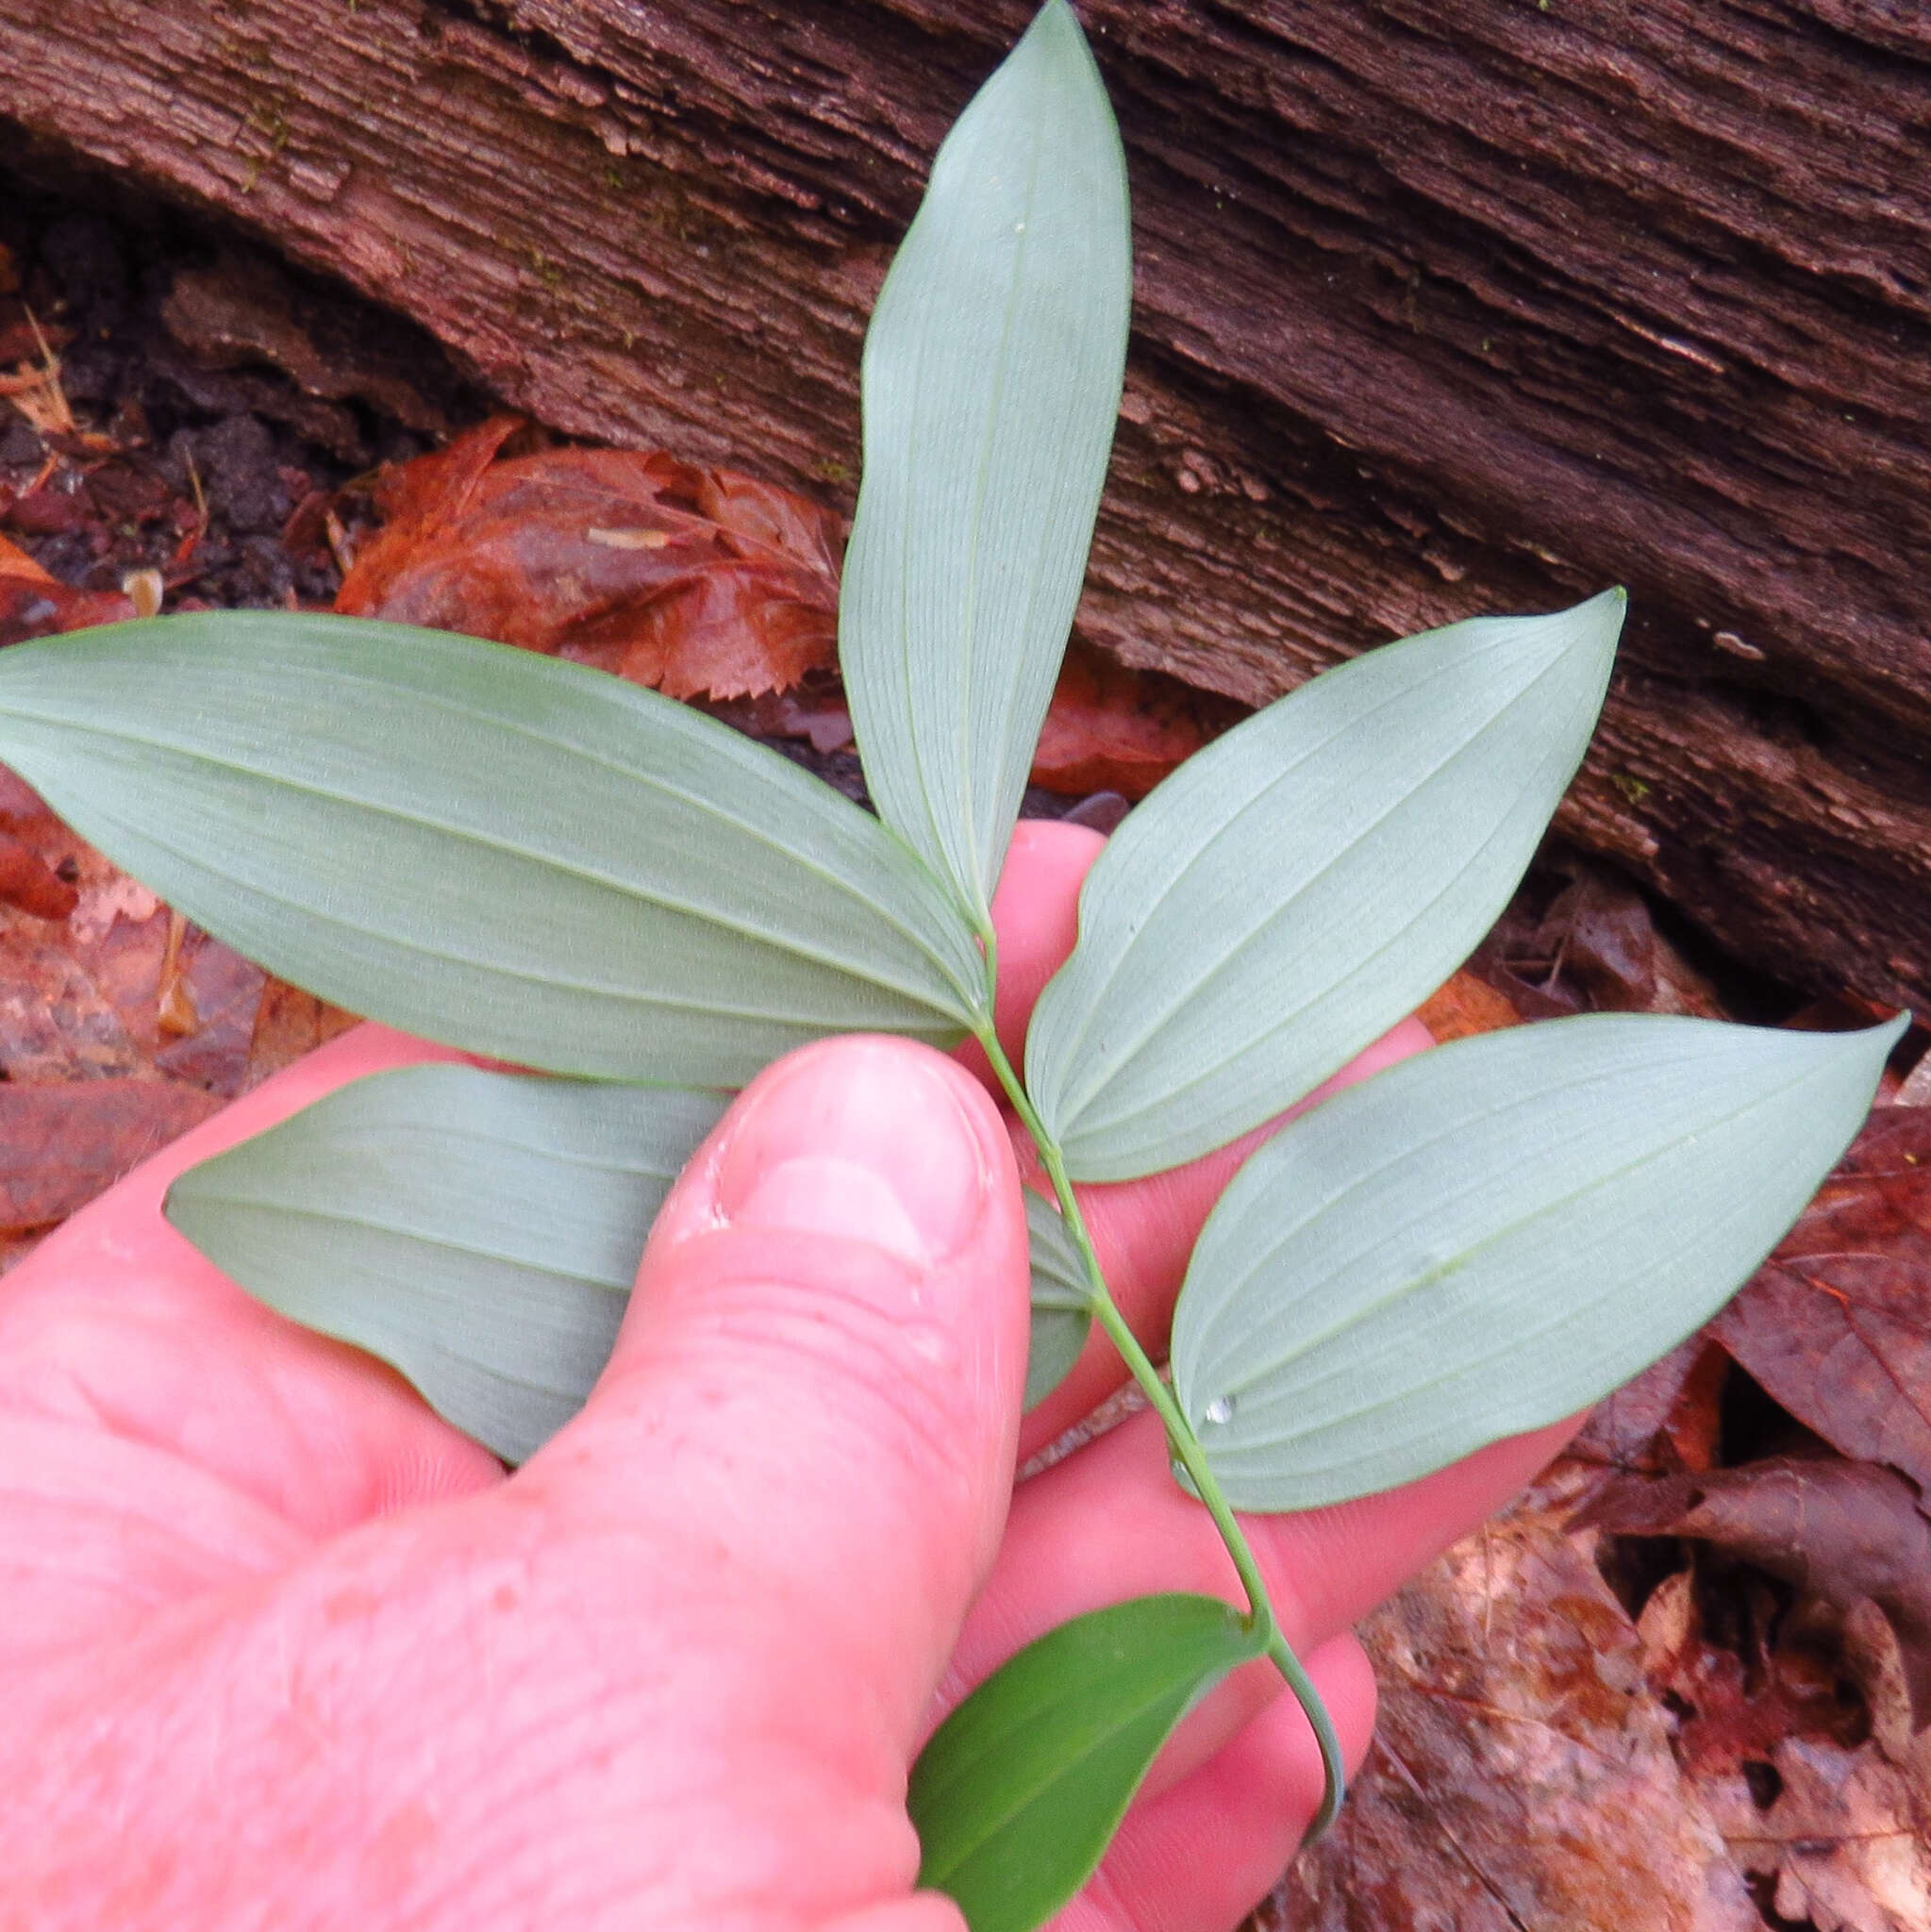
[4,0,1928,1005]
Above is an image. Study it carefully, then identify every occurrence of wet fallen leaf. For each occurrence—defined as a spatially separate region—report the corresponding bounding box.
[0,571,136,647]
[1719,1737,1931,1932]
[336,416,841,700]
[1577,1457,1931,1730]
[1413,968,1523,1043]
[1621,1561,1931,1932]
[0,833,76,922]
[1710,1108,1931,1497]
[2,504,139,645]
[0,767,342,1102]
[1027,641,1240,800]
[1267,1460,1760,1932]
[0,1077,224,1230]
[240,976,360,1091]
[700,682,855,756]
[1570,1333,1728,1476]
[1530,860,1726,1017]
[0,534,49,581]
[1633,1563,1868,1795]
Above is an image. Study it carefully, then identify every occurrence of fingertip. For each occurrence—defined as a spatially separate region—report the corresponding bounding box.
[537,1034,1032,1736]
[642,1036,1014,1275]
[1311,1630,1380,1779]
[979,820,1107,1075]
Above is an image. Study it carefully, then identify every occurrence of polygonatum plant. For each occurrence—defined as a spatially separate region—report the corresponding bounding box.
[0,7,1898,1929]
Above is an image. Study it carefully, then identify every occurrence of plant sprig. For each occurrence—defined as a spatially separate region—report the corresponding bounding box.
[0,8,1898,1930]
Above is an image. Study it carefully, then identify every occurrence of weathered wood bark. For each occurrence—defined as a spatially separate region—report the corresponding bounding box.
[4,0,1929,1007]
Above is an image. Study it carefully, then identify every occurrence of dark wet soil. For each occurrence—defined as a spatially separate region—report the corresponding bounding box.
[0,163,487,615]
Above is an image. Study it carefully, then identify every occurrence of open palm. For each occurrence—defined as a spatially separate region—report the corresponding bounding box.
[0,823,1566,1932]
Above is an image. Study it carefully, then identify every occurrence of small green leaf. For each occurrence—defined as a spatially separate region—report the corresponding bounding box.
[0,615,986,1084]
[165,1065,726,1462]
[841,0,1131,926]
[1025,591,1625,1180]
[1024,1189,1091,1408]
[1173,1012,1904,1511]
[910,1593,1263,1932]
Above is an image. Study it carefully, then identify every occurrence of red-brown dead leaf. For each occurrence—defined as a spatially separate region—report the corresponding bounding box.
[701,683,855,757]
[0,831,76,921]
[1571,1334,1729,1476]
[1028,641,1240,800]
[1633,1565,1868,1792]
[0,530,136,647]
[0,575,136,647]
[1532,861,1727,1018]
[241,977,360,1091]
[0,534,51,582]
[1414,968,1524,1043]
[1719,1735,1931,1932]
[0,1076,224,1231]
[1624,1564,1931,1932]
[1,487,87,538]
[1576,1457,1931,1730]
[1710,1108,1931,1497]
[336,417,841,700]
[1267,1459,1761,1932]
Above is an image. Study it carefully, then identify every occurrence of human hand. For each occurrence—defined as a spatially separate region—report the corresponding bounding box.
[0,820,1568,1931]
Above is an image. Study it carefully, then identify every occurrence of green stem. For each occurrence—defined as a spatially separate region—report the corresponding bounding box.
[974,1014,1345,1839]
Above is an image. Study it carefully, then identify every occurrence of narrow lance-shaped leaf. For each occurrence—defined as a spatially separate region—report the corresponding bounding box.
[0,615,987,1085]
[1172,1012,1905,1512]
[166,1065,727,1463]
[1025,591,1625,1181]
[1024,1188,1091,1409]
[841,0,1132,926]
[909,1593,1263,1932]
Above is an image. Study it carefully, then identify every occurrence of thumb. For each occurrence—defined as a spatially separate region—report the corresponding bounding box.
[527,1035,1031,1744]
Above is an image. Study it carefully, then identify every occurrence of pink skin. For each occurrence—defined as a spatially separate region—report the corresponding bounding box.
[0,821,1572,1931]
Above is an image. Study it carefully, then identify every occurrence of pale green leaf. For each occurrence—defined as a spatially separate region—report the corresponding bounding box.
[841,0,1131,925]
[1024,1188,1091,1407]
[165,1064,726,1462]
[1173,1012,1904,1511]
[910,1593,1262,1932]
[0,615,986,1083]
[1025,591,1625,1180]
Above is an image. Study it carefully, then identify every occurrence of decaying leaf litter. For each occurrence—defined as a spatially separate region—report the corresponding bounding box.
[4,175,1930,1932]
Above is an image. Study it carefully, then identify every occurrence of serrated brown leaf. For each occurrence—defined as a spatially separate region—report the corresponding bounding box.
[335,416,840,700]
[1711,1108,1931,1495]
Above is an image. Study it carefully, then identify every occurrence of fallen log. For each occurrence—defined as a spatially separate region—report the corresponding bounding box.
[3,0,1928,1007]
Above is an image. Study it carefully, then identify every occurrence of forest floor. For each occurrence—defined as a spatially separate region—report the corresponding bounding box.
[2,167,1927,1932]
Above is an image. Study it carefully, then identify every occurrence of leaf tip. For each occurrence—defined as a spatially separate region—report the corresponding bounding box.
[1856,1008,1912,1076]
[1565,583,1628,652]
